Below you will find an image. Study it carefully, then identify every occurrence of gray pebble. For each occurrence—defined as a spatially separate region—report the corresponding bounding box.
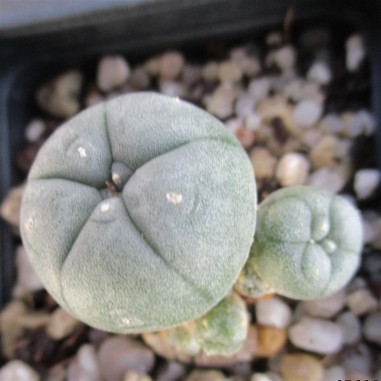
[301,289,346,319]
[346,288,378,316]
[346,34,366,72]
[25,119,45,143]
[363,312,381,345]
[293,99,323,128]
[98,336,155,381]
[336,311,362,345]
[289,317,343,354]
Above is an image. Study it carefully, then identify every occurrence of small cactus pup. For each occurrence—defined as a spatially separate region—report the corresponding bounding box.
[236,186,363,300]
[143,293,249,357]
[20,92,257,333]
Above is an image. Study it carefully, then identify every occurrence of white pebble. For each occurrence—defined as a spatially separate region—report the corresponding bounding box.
[346,288,379,315]
[308,168,346,193]
[346,34,366,72]
[248,77,271,102]
[289,317,343,354]
[336,311,362,345]
[235,92,256,117]
[354,169,380,199]
[275,152,310,187]
[245,113,262,131]
[255,297,292,328]
[218,60,243,83]
[159,80,186,98]
[323,366,346,381]
[363,312,381,345]
[159,51,184,80]
[307,61,332,85]
[293,99,323,128]
[0,360,40,381]
[97,55,130,92]
[268,45,296,72]
[302,289,346,319]
[67,344,101,381]
[46,308,80,339]
[25,119,45,142]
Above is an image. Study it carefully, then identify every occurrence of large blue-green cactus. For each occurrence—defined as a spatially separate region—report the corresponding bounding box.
[236,186,363,300]
[20,92,256,333]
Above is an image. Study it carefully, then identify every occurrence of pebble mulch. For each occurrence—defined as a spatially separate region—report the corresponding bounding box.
[0,25,380,381]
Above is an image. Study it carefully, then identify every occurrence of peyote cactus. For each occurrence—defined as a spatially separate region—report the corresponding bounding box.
[20,92,256,333]
[236,186,363,300]
[143,292,249,357]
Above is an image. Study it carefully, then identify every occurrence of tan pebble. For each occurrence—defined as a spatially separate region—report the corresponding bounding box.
[123,371,153,381]
[0,184,26,230]
[159,51,185,80]
[206,84,239,119]
[18,312,50,330]
[256,96,296,135]
[280,353,324,381]
[46,308,80,340]
[218,60,243,83]
[235,126,255,148]
[0,301,27,358]
[144,56,160,76]
[309,135,343,169]
[36,71,83,118]
[201,61,219,82]
[185,370,229,381]
[255,325,287,357]
[250,148,277,179]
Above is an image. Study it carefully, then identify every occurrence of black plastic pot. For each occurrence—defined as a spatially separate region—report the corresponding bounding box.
[1,0,380,308]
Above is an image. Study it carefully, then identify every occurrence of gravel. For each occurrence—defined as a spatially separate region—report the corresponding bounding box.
[1,24,380,381]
